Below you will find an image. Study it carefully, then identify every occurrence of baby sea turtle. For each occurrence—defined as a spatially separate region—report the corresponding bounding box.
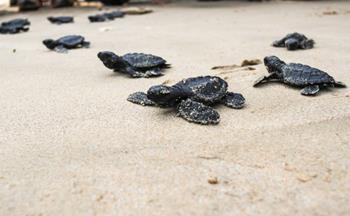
[273,32,314,50]
[254,56,346,96]
[0,18,30,34]
[98,51,170,78]
[43,35,90,53]
[88,10,124,22]
[47,16,74,24]
[128,76,245,125]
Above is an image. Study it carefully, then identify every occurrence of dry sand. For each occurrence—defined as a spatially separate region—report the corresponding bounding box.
[1,1,350,215]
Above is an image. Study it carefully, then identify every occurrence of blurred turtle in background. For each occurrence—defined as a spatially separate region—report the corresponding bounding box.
[0,18,30,34]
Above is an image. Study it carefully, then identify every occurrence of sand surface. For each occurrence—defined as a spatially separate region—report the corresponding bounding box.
[1,1,350,215]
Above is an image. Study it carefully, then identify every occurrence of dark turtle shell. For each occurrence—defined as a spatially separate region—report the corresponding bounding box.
[122,53,167,69]
[175,76,228,104]
[282,63,335,86]
[0,18,30,34]
[57,35,85,47]
[48,16,74,24]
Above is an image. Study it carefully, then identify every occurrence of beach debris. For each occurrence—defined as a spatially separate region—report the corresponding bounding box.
[208,177,219,185]
[120,7,153,15]
[43,35,90,53]
[88,11,124,22]
[97,51,170,78]
[47,16,74,24]
[99,26,113,32]
[161,79,173,85]
[128,76,245,125]
[212,58,261,70]
[0,18,30,34]
[323,10,338,15]
[296,172,317,183]
[212,64,240,70]
[253,56,346,96]
[272,32,314,50]
[241,59,262,67]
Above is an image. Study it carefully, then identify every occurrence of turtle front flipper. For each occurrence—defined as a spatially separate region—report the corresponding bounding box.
[253,72,278,87]
[272,39,285,47]
[54,45,68,53]
[127,92,157,106]
[177,99,220,125]
[301,85,320,96]
[221,92,245,109]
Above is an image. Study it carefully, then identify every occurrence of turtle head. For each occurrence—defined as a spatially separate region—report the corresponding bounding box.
[43,39,57,50]
[264,56,285,75]
[147,85,183,107]
[97,51,130,70]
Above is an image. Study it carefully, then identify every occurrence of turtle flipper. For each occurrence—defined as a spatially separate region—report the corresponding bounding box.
[143,68,164,78]
[334,81,346,88]
[272,39,285,47]
[301,85,320,96]
[301,39,315,49]
[177,99,220,125]
[82,41,90,48]
[54,45,68,53]
[127,92,157,106]
[221,92,245,109]
[253,72,277,87]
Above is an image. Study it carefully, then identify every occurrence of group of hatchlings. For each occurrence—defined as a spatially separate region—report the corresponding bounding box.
[1,16,346,125]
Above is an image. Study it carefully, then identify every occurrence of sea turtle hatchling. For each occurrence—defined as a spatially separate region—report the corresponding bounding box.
[128,76,246,125]
[47,16,74,24]
[0,18,30,34]
[98,51,171,78]
[273,32,314,50]
[254,56,346,96]
[88,10,124,22]
[43,35,90,53]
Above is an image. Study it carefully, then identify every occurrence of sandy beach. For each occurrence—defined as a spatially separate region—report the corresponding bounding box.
[1,0,350,215]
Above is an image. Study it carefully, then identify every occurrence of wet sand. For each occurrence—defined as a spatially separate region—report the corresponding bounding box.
[1,1,350,215]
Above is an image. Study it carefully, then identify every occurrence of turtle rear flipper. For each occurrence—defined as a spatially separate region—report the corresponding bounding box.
[82,41,90,48]
[334,81,346,88]
[143,68,164,78]
[54,45,68,53]
[127,92,157,106]
[177,99,220,125]
[221,92,245,109]
[301,85,320,96]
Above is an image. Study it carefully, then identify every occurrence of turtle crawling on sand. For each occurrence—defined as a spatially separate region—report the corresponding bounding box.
[0,18,30,34]
[254,56,346,96]
[273,32,314,50]
[43,35,90,53]
[88,11,124,22]
[128,76,245,125]
[47,16,74,24]
[98,51,170,78]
